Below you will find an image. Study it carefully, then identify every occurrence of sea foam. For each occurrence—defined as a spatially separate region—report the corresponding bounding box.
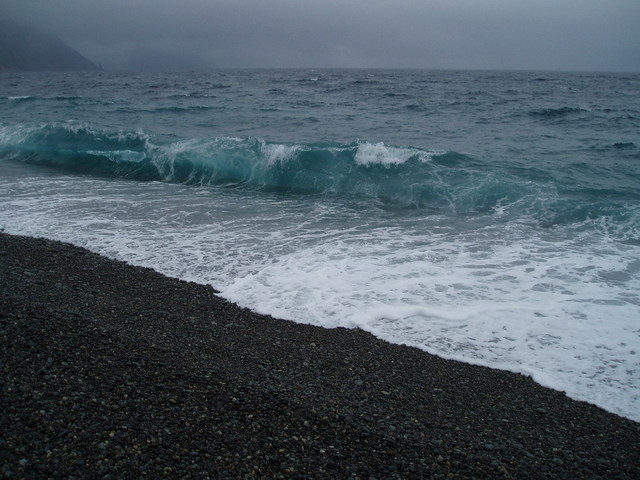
[1,169,638,420]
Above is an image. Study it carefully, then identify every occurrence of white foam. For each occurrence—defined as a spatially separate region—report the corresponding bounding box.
[86,150,147,163]
[354,141,435,166]
[258,140,301,166]
[219,226,640,421]
[0,124,37,145]
[1,174,638,422]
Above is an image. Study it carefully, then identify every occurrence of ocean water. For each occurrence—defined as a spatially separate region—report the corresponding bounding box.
[1,69,639,421]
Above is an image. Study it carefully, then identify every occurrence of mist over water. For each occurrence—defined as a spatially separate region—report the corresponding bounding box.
[1,70,639,421]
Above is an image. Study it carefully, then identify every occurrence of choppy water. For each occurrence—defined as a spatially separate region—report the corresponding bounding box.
[1,69,639,421]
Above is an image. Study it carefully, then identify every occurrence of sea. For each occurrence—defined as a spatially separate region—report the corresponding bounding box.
[1,69,639,421]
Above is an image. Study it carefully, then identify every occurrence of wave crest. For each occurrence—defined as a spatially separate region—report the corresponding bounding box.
[1,123,636,226]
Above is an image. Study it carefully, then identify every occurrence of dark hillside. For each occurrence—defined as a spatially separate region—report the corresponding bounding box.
[0,21,100,72]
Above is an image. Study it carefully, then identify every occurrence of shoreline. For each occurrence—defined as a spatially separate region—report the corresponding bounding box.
[1,232,639,478]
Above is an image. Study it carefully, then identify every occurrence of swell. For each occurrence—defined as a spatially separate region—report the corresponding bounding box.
[1,124,638,235]
[529,106,587,118]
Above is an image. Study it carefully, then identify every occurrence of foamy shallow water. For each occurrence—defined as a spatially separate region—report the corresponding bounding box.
[2,172,638,422]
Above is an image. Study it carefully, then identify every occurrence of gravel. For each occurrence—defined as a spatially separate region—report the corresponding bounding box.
[1,232,639,479]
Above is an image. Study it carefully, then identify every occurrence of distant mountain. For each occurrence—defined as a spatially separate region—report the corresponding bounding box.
[0,21,100,72]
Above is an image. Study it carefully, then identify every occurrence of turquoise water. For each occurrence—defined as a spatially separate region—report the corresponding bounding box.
[1,70,639,420]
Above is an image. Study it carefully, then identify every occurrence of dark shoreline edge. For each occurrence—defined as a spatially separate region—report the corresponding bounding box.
[1,232,638,479]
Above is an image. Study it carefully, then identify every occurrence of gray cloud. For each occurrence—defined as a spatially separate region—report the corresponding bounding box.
[4,0,639,71]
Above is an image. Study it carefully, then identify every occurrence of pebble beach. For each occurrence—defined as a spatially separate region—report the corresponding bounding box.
[1,232,639,479]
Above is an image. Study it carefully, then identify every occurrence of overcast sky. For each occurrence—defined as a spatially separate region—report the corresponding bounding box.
[4,0,640,72]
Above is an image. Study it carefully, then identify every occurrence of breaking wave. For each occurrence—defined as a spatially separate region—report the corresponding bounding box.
[1,123,638,233]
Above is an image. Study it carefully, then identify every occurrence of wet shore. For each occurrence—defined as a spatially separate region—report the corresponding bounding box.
[1,232,638,479]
